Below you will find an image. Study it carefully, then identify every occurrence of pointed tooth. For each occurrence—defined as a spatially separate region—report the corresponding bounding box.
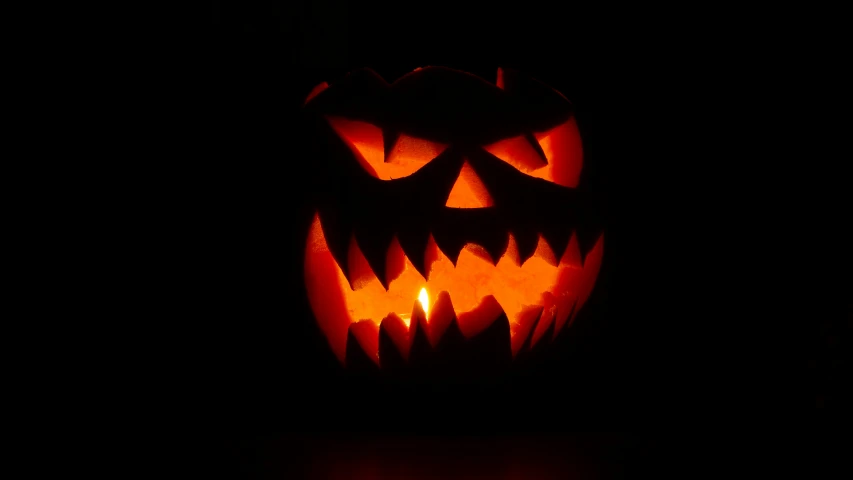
[570,233,604,325]
[431,228,466,266]
[576,226,603,265]
[512,227,539,265]
[511,305,545,357]
[531,315,556,354]
[379,313,409,367]
[346,234,380,291]
[424,234,451,281]
[353,224,395,290]
[501,232,522,265]
[560,231,583,267]
[456,295,504,339]
[481,232,509,266]
[463,213,507,266]
[553,298,577,340]
[345,321,380,370]
[541,227,571,265]
[530,306,556,350]
[517,307,541,358]
[316,207,353,279]
[304,213,352,365]
[384,235,407,286]
[427,291,455,349]
[408,300,433,366]
[462,243,496,265]
[432,207,505,266]
[397,227,431,279]
[530,234,558,266]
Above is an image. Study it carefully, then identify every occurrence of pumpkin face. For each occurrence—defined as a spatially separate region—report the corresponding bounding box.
[302,66,604,370]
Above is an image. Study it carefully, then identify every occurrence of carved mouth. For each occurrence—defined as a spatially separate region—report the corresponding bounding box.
[304,213,603,367]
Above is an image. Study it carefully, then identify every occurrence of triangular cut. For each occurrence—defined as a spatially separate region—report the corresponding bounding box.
[445,160,494,208]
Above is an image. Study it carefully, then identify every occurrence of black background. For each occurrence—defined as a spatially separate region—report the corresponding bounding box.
[147,1,847,477]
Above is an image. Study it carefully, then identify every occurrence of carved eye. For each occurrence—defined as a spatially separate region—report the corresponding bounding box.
[483,117,583,188]
[326,116,447,180]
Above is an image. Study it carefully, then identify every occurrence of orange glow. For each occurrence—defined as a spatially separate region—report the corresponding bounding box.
[303,81,328,105]
[418,287,429,318]
[325,116,446,180]
[444,161,494,208]
[533,117,583,188]
[304,213,603,364]
[483,118,583,188]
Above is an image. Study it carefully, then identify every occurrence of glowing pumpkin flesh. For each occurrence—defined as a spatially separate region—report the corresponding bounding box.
[302,67,604,369]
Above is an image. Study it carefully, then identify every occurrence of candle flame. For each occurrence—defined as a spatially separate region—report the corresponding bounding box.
[418,287,429,319]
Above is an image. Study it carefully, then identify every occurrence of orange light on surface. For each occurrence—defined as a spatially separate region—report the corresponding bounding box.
[325,116,447,180]
[444,160,494,208]
[304,213,603,365]
[483,118,583,188]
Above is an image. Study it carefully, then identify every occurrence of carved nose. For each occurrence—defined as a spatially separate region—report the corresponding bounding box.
[445,160,494,208]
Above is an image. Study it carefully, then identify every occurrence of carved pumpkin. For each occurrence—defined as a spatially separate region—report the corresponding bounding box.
[301,66,604,371]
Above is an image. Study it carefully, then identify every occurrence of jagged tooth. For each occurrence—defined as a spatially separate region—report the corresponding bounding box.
[501,232,521,265]
[379,313,409,368]
[541,227,571,265]
[515,312,542,362]
[432,207,505,266]
[530,303,556,349]
[424,234,451,281]
[553,299,577,340]
[577,228,604,266]
[345,321,380,370]
[345,234,380,291]
[570,233,604,326]
[531,234,558,266]
[511,227,540,265]
[384,235,407,287]
[304,213,352,365]
[511,305,545,357]
[430,229,466,267]
[408,300,433,367]
[530,315,556,355]
[481,232,509,267]
[561,231,583,267]
[397,227,431,279]
[456,295,504,339]
[427,291,455,349]
[353,224,395,290]
[316,207,353,276]
[462,243,496,265]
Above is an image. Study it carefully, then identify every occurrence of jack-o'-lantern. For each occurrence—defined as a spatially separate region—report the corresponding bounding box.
[301,66,604,371]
